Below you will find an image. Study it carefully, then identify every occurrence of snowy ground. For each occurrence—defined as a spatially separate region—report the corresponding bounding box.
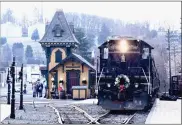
[145,98,181,124]
[0,104,11,122]
[1,98,181,124]
[1,103,59,124]
[0,99,98,122]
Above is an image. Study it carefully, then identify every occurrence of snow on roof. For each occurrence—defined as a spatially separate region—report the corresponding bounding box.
[1,22,22,37]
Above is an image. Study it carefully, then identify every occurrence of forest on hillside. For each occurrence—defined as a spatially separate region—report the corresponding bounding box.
[0,9,181,88]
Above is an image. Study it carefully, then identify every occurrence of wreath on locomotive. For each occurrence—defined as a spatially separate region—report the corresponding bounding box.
[114,74,130,93]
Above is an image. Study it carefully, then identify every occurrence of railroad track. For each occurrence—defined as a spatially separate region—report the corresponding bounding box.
[122,113,136,124]
[49,104,137,124]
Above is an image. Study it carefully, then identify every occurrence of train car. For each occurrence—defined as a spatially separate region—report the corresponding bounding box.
[170,75,182,97]
[96,36,160,111]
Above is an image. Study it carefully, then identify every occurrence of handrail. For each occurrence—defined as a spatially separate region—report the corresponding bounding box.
[97,67,105,86]
[128,67,149,83]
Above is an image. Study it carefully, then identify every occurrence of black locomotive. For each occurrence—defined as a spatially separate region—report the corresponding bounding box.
[96,36,160,111]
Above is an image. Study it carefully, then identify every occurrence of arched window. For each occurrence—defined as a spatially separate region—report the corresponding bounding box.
[55,50,62,63]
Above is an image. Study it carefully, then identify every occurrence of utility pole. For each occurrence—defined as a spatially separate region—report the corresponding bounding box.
[173,46,177,75]
[167,29,172,95]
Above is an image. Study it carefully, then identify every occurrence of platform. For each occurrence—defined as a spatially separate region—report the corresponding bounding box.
[72,99,98,104]
[0,104,11,122]
[145,98,181,124]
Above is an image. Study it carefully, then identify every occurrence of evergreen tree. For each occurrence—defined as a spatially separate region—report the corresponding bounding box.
[2,44,12,63]
[1,9,15,23]
[31,29,40,41]
[12,43,24,65]
[25,45,33,59]
[74,28,94,61]
[0,37,7,45]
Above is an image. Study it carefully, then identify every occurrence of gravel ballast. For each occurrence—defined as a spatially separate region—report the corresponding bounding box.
[1,103,150,124]
[72,104,150,124]
[1,103,59,124]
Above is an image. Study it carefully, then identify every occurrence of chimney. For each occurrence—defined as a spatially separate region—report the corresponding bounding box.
[69,22,74,33]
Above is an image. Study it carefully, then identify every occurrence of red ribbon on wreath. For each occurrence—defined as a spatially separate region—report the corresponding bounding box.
[119,84,125,92]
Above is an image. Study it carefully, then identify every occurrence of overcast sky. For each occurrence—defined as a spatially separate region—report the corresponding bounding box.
[1,2,181,30]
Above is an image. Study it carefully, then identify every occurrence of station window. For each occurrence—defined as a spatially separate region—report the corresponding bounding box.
[55,50,62,63]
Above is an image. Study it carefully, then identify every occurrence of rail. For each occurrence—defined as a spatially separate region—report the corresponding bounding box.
[70,105,110,124]
[123,113,136,124]
[47,105,64,124]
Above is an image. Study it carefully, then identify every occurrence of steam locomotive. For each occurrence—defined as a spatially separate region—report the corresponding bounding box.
[96,36,160,111]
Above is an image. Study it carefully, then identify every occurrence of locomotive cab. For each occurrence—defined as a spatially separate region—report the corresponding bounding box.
[96,36,160,111]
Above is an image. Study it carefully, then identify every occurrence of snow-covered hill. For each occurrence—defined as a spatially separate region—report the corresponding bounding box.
[1,22,22,38]
[1,22,45,40]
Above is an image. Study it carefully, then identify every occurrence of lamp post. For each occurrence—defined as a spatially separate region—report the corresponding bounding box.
[51,77,55,98]
[10,57,15,119]
[7,68,11,104]
[19,64,23,110]
[180,17,182,83]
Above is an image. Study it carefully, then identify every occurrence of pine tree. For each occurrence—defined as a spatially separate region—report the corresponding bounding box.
[74,28,94,61]
[12,43,24,65]
[0,37,7,45]
[25,45,33,59]
[31,29,40,41]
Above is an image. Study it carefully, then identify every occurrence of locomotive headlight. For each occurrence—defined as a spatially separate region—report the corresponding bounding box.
[135,83,139,88]
[119,40,128,53]
[107,83,111,88]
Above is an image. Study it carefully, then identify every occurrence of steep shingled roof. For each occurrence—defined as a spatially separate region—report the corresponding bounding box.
[39,10,79,44]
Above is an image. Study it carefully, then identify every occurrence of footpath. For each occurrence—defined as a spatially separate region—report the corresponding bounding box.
[145,98,181,124]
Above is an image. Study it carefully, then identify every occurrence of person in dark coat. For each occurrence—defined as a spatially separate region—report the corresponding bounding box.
[39,83,43,97]
[36,79,40,97]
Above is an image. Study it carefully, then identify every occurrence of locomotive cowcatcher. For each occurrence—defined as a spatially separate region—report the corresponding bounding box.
[96,36,160,111]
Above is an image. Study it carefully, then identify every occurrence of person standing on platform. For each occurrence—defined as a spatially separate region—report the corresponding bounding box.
[39,82,43,97]
[36,79,40,97]
[32,83,37,98]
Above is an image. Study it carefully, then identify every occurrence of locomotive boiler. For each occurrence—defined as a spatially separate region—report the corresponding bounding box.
[96,36,160,111]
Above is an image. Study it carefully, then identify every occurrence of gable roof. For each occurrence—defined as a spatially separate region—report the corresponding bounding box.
[49,53,95,72]
[39,10,79,44]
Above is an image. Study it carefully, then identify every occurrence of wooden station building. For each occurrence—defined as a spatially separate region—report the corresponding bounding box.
[39,10,95,99]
